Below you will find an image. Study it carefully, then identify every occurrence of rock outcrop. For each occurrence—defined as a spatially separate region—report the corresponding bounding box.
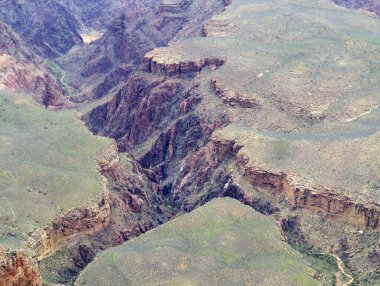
[142,52,225,77]
[0,249,42,286]
[159,0,188,13]
[28,191,112,260]
[211,78,260,108]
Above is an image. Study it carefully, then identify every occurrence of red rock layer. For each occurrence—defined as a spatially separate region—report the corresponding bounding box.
[0,249,42,286]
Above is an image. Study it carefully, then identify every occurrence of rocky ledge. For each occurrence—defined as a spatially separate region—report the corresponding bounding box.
[212,136,380,230]
[159,0,189,13]
[28,191,112,261]
[211,77,260,108]
[142,50,225,77]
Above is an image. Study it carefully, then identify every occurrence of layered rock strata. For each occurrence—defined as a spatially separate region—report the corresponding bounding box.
[28,191,112,261]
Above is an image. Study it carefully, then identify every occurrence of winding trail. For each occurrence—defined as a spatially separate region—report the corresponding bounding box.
[331,254,354,286]
[61,69,66,84]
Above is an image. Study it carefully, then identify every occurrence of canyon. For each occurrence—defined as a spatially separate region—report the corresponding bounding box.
[0,0,379,285]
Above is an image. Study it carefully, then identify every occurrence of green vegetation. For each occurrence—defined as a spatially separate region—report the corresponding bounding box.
[77,198,328,286]
[0,92,110,238]
[273,139,290,159]
[291,244,338,285]
[45,59,76,96]
[45,59,66,90]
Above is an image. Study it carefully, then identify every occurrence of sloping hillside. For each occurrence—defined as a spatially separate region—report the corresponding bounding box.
[76,198,331,286]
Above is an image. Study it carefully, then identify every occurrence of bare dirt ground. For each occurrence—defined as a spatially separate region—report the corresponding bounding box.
[333,255,354,286]
[81,33,102,43]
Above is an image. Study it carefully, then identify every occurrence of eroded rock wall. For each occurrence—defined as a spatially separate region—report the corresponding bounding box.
[28,192,112,261]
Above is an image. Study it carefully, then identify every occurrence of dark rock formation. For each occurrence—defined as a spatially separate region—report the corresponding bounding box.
[36,142,172,284]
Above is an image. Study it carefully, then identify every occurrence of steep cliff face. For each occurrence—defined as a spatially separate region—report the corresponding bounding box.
[28,191,112,261]
[85,75,202,149]
[0,249,42,286]
[0,21,68,107]
[142,51,225,77]
[95,142,170,233]
[84,71,230,193]
[169,129,380,229]
[36,142,172,284]
[196,137,380,231]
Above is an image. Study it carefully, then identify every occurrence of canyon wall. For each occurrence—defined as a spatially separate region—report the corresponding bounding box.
[28,191,112,261]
